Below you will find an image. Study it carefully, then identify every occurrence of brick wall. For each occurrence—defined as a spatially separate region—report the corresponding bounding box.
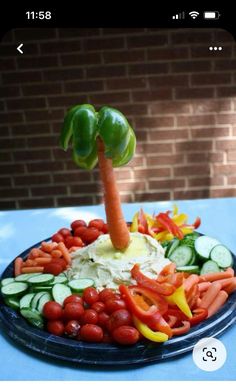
[0,28,236,209]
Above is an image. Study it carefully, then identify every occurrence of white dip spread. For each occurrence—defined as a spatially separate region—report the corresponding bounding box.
[68,232,170,290]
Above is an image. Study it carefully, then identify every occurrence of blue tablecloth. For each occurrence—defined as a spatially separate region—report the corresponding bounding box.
[0,198,236,381]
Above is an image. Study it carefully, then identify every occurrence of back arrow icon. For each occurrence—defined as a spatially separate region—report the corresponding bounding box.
[17,43,24,54]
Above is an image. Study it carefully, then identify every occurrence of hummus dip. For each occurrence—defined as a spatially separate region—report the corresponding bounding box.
[68,232,170,290]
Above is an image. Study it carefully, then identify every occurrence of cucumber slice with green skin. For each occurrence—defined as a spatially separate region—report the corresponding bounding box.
[166,239,180,258]
[33,286,53,292]
[210,244,233,268]
[168,245,193,267]
[52,283,72,305]
[176,265,200,274]
[20,293,35,309]
[15,273,42,282]
[200,260,220,275]
[31,291,47,309]
[68,278,95,293]
[51,276,68,285]
[20,307,44,329]
[195,236,220,260]
[5,297,20,310]
[1,278,15,287]
[37,292,52,314]
[189,253,197,265]
[1,282,28,297]
[27,274,54,285]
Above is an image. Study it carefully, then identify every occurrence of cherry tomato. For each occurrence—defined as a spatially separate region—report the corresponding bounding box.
[105,298,127,314]
[64,295,84,306]
[65,236,74,249]
[52,258,67,270]
[64,320,81,338]
[91,301,105,313]
[102,223,109,234]
[112,326,139,345]
[106,309,132,332]
[72,237,84,247]
[43,301,63,320]
[83,287,99,305]
[58,228,71,238]
[52,233,64,243]
[82,227,101,244]
[97,311,110,328]
[63,302,84,320]
[74,226,87,238]
[44,262,63,276]
[88,219,104,231]
[47,320,64,336]
[98,288,115,303]
[80,324,103,343]
[81,309,98,325]
[71,220,87,230]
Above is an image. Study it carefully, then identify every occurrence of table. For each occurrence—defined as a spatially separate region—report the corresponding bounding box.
[0,197,236,381]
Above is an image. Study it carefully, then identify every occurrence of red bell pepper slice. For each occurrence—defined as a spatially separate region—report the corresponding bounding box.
[156,212,184,239]
[131,264,175,296]
[119,284,168,325]
[192,216,201,229]
[189,308,208,326]
[171,321,191,336]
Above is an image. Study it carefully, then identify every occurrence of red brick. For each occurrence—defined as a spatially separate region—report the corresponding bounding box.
[172,61,211,73]
[148,47,189,61]
[135,117,174,129]
[0,188,29,199]
[150,101,191,115]
[191,100,231,113]
[132,89,173,102]
[53,172,92,184]
[175,141,213,152]
[174,190,209,200]
[0,164,25,175]
[91,92,130,105]
[215,60,236,71]
[135,192,170,201]
[213,165,236,175]
[0,138,26,149]
[0,86,21,98]
[104,50,145,63]
[14,174,51,186]
[2,71,42,84]
[40,40,81,54]
[127,34,167,48]
[213,30,234,42]
[70,183,100,194]
[44,68,84,81]
[87,65,125,78]
[188,176,224,187]
[27,161,64,173]
[31,186,67,197]
[0,177,11,186]
[137,142,173,154]
[7,97,46,111]
[0,201,17,209]
[148,129,188,141]
[177,115,215,127]
[176,88,214,99]
[128,157,144,167]
[191,127,229,138]
[191,46,232,58]
[134,167,171,178]
[217,87,236,97]
[227,176,236,184]
[216,140,236,150]
[0,112,23,124]
[18,198,54,209]
[149,179,185,190]
[24,109,64,122]
[129,62,169,76]
[65,80,104,93]
[117,181,146,192]
[85,37,124,51]
[13,149,52,162]
[102,28,145,35]
[27,136,58,148]
[114,170,132,180]
[171,31,212,44]
[149,75,189,88]
[61,52,101,66]
[58,29,100,38]
[113,104,148,116]
[12,123,50,136]
[17,56,58,69]
[217,114,236,124]
[106,77,146,90]
[1,58,16,71]
[174,165,210,177]
[0,152,12,162]
[227,151,236,161]
[210,188,236,198]
[23,83,62,96]
[192,73,231,86]
[147,154,184,166]
[0,127,9,137]
[57,196,94,206]
[48,95,88,107]
[52,149,71,160]
[187,152,224,163]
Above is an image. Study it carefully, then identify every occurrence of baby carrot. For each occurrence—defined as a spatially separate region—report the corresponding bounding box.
[198,282,211,292]
[200,269,234,282]
[25,259,37,267]
[21,266,44,274]
[41,242,58,253]
[207,290,228,318]
[199,282,221,309]
[38,250,52,259]
[14,257,23,276]
[213,277,236,289]
[224,278,236,294]
[57,242,71,265]
[35,257,52,265]
[183,274,199,292]
[51,249,63,259]
[29,248,40,259]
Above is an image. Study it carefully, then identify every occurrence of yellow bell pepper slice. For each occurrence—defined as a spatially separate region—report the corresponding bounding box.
[172,213,188,226]
[130,212,138,232]
[172,204,178,216]
[133,316,169,343]
[165,285,192,318]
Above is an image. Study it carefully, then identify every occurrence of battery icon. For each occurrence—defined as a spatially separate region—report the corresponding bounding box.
[204,11,221,19]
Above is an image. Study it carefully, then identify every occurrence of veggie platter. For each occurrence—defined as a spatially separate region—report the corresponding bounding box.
[0,105,236,365]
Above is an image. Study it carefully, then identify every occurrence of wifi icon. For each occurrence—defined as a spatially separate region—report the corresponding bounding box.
[189,11,200,19]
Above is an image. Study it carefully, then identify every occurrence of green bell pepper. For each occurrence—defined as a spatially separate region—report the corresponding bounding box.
[60,104,136,170]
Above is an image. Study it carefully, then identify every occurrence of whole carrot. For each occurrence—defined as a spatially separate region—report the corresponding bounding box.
[207,290,228,318]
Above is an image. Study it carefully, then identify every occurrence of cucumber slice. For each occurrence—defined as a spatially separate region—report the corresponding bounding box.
[51,276,68,285]
[200,260,220,275]
[33,286,53,292]
[1,278,15,287]
[166,239,180,258]
[31,291,47,309]
[37,292,52,314]
[176,265,200,274]
[5,297,20,310]
[27,274,54,285]
[20,293,35,309]
[195,236,220,260]
[15,273,42,282]
[210,244,233,268]
[189,252,197,265]
[52,283,72,305]
[20,307,44,329]
[169,245,193,267]
[68,278,95,292]
[1,282,28,297]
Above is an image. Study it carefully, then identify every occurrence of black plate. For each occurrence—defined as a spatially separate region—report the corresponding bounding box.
[0,238,236,366]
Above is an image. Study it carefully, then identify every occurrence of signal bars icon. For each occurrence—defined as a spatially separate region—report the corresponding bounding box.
[172,12,185,20]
